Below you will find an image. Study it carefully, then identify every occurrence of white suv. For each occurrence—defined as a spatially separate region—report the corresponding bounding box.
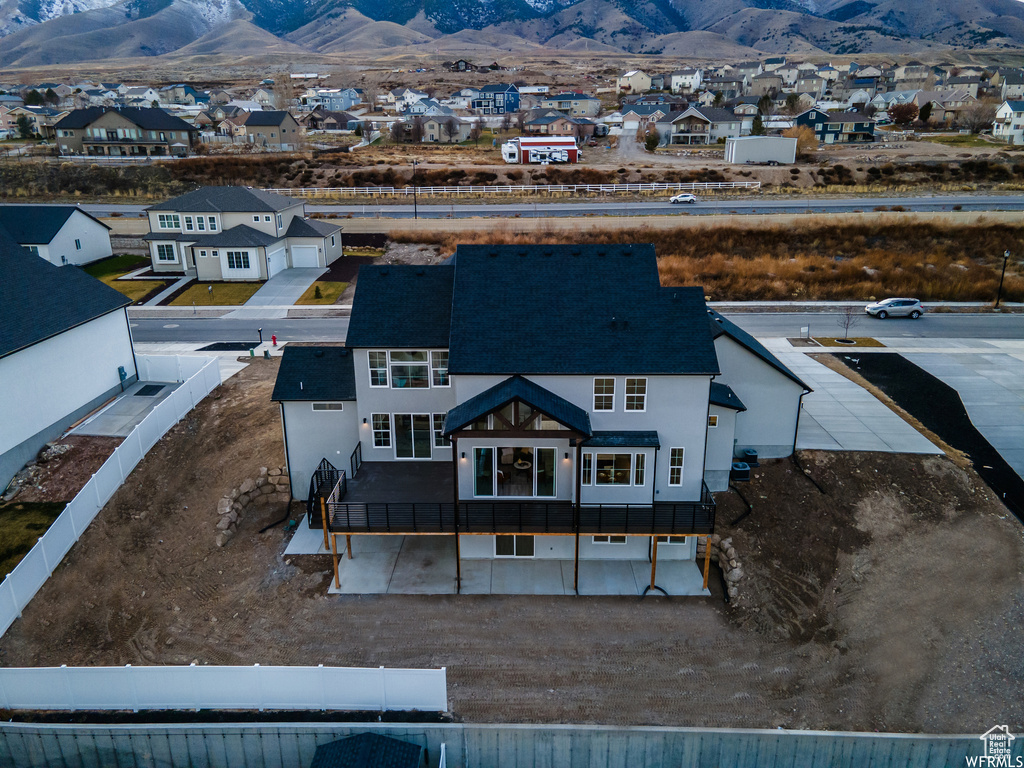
[670,193,697,204]
[864,298,924,319]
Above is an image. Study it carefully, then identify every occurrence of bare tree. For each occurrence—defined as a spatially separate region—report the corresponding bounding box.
[389,119,406,143]
[782,125,817,157]
[501,111,513,133]
[442,117,459,143]
[836,306,861,340]
[470,118,483,144]
[410,115,425,144]
[515,110,526,131]
[960,101,998,134]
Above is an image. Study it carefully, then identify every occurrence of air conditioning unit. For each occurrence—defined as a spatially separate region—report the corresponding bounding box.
[730,462,751,482]
[741,448,759,467]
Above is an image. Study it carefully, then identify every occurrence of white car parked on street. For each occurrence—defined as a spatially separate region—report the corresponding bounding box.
[864,298,924,319]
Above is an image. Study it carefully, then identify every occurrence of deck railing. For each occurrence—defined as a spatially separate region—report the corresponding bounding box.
[325,485,715,536]
[306,458,344,527]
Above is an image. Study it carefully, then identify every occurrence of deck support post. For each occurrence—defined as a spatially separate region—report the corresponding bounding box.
[641,536,668,597]
[346,535,352,560]
[329,534,340,589]
[320,497,329,552]
[573,440,582,595]
[451,442,461,594]
[702,534,712,591]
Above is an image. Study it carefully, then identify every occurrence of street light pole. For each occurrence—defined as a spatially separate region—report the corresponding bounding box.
[995,249,1010,309]
[412,159,418,220]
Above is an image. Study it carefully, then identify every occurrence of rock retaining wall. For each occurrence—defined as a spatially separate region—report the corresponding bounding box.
[216,466,290,547]
[695,534,743,601]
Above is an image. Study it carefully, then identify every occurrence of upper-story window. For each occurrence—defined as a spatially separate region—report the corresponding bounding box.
[668,448,685,485]
[208,216,218,231]
[625,378,647,411]
[431,351,449,387]
[276,213,283,229]
[368,351,388,387]
[593,378,614,411]
[184,216,194,231]
[157,214,180,229]
[253,215,260,223]
[390,351,429,388]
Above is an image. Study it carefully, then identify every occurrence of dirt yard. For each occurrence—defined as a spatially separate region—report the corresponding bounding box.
[1,358,1022,733]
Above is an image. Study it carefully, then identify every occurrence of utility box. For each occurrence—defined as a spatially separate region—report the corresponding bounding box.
[724,136,797,165]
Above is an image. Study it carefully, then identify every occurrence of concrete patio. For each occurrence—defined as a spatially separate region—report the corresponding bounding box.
[285,527,709,596]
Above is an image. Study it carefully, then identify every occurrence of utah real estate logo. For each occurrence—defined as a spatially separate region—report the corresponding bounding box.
[967,726,1021,767]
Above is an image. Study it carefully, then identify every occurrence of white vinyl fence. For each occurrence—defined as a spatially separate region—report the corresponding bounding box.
[0,355,220,638]
[0,665,448,712]
[263,181,761,198]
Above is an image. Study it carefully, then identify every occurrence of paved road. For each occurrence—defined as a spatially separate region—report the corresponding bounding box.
[128,311,1024,343]
[8,193,1023,220]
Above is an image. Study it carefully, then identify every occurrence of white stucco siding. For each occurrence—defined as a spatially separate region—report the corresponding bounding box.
[705,404,738,491]
[0,310,134,457]
[453,373,711,500]
[40,212,112,266]
[714,336,804,458]
[352,350,458,462]
[281,401,359,499]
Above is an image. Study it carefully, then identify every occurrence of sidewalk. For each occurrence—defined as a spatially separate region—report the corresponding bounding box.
[144,275,191,306]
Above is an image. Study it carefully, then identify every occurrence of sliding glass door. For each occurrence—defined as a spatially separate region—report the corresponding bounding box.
[394,414,432,459]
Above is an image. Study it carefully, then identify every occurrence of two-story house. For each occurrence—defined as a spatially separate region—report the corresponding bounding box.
[54,107,197,157]
[795,108,875,143]
[272,244,808,596]
[657,106,743,145]
[537,92,601,117]
[617,71,652,94]
[993,100,1024,145]
[143,186,341,281]
[670,69,702,95]
[235,111,303,151]
[471,84,520,114]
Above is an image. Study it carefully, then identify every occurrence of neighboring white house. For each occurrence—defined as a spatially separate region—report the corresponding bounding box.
[144,186,342,281]
[0,205,112,266]
[0,227,136,489]
[994,100,1024,145]
[670,69,702,94]
[273,244,809,595]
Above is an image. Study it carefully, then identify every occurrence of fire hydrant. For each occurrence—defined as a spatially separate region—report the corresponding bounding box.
[271,334,277,347]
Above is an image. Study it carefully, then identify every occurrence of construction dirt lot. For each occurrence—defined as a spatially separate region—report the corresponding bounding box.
[1,357,1023,733]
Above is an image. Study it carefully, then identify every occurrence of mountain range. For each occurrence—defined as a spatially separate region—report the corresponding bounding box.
[2,0,1024,67]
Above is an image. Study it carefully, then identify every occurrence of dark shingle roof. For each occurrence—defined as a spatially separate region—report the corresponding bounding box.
[0,225,130,359]
[709,381,746,411]
[285,217,340,238]
[309,733,421,768]
[241,110,293,126]
[448,245,718,375]
[708,309,810,391]
[583,430,661,447]
[198,224,280,248]
[443,375,592,435]
[148,186,297,213]
[271,346,356,401]
[54,107,195,131]
[346,265,454,348]
[0,204,108,244]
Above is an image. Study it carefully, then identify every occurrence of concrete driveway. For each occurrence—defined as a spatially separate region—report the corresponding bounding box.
[227,268,325,319]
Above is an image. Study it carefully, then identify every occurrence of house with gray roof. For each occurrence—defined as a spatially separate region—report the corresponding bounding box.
[994,100,1024,145]
[0,226,135,489]
[657,106,743,145]
[144,186,341,281]
[0,204,111,266]
[272,244,809,596]
[54,107,197,157]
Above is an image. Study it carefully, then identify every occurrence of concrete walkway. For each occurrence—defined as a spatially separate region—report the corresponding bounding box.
[227,268,325,319]
[71,380,181,437]
[144,275,191,306]
[760,339,941,454]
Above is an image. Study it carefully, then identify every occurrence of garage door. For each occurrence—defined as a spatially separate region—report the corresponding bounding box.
[291,245,319,268]
[267,247,286,277]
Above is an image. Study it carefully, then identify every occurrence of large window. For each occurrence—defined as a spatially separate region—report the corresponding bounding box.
[594,453,631,485]
[157,214,180,229]
[669,448,684,485]
[371,414,390,447]
[475,446,555,498]
[594,378,614,411]
[431,351,449,387]
[390,351,429,389]
[226,251,249,270]
[368,351,388,387]
[625,378,647,411]
[156,243,176,262]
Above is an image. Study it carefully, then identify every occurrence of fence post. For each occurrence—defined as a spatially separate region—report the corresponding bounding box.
[255,663,264,712]
[61,665,75,711]
[127,665,139,712]
[318,664,327,712]
[379,666,387,712]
